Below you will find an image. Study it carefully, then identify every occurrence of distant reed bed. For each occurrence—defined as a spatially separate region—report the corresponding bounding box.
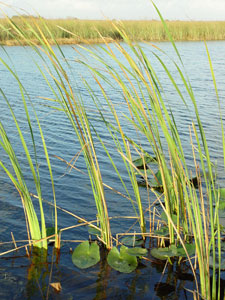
[1,17,225,45]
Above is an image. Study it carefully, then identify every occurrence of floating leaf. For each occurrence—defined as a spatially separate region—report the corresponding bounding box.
[137,169,163,191]
[126,247,148,257]
[121,236,143,246]
[72,241,100,269]
[107,246,138,273]
[133,153,157,169]
[88,226,101,236]
[161,212,177,225]
[151,247,174,260]
[171,243,195,257]
[151,243,195,261]
[46,227,56,237]
[154,226,169,237]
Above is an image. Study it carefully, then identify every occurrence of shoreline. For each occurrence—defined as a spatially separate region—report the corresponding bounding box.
[1,19,225,46]
[2,37,225,46]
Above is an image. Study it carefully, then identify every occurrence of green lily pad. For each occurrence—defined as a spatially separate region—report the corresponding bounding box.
[88,226,101,236]
[151,247,174,260]
[121,236,143,246]
[154,226,169,237]
[46,227,60,237]
[137,169,163,190]
[126,247,148,257]
[72,241,100,269]
[171,243,195,257]
[161,212,178,225]
[151,243,195,261]
[133,153,157,169]
[107,246,138,273]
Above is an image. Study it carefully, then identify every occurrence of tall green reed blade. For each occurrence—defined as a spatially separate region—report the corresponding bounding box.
[151,3,222,299]
[0,46,58,249]
[75,6,222,298]
[0,88,45,248]
[8,16,112,249]
[77,34,184,243]
[78,48,148,235]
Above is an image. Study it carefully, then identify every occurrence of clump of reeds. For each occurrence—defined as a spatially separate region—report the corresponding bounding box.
[0,4,224,300]
[1,16,225,45]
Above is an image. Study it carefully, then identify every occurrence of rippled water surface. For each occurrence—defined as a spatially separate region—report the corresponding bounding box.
[0,40,225,299]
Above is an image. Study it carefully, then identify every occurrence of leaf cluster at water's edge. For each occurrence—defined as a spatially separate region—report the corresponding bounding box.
[151,243,196,261]
[72,241,147,273]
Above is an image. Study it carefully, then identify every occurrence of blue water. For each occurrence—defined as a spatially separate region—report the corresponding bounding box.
[0,40,225,299]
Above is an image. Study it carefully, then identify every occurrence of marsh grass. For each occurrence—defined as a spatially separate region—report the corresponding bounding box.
[0,4,225,300]
[0,17,225,45]
[75,11,224,298]
[0,80,58,249]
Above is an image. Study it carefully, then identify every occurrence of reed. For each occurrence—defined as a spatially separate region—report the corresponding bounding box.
[0,75,58,249]
[1,16,225,45]
[1,15,113,249]
[75,9,224,298]
[0,4,224,299]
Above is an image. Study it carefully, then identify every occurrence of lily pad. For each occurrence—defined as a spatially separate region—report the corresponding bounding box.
[126,247,148,257]
[46,227,60,237]
[133,153,157,169]
[151,243,195,261]
[121,236,143,246]
[88,226,101,236]
[137,169,163,190]
[72,241,100,269]
[107,246,138,273]
[151,247,174,260]
[154,226,169,237]
[161,212,177,225]
[170,243,195,257]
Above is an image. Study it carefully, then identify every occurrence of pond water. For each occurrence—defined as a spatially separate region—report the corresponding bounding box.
[0,40,225,299]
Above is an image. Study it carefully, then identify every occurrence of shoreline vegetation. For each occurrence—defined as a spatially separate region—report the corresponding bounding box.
[1,7,225,299]
[1,17,225,45]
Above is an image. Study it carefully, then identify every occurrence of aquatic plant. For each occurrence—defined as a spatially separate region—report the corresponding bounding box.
[72,5,224,299]
[1,16,225,45]
[0,3,225,299]
[0,77,58,249]
[0,14,112,249]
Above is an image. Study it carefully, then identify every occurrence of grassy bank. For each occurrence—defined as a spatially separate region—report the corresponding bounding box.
[1,17,225,45]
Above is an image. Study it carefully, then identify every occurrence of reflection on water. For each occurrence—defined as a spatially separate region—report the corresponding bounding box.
[0,239,198,300]
[0,41,225,299]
